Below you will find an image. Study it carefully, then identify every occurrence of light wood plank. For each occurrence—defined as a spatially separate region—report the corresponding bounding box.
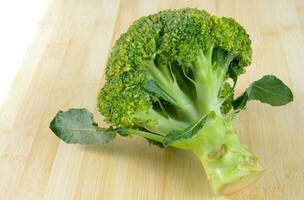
[0,0,303,199]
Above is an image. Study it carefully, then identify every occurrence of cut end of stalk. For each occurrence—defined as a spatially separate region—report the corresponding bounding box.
[189,116,265,196]
[217,170,264,195]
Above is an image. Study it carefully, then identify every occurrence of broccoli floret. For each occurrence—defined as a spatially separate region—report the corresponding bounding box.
[50,8,293,195]
[98,9,251,128]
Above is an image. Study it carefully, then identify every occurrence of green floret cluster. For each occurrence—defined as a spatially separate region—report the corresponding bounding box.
[98,8,251,129]
[50,8,293,195]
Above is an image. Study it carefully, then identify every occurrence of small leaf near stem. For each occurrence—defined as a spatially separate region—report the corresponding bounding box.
[233,75,293,110]
[163,114,209,147]
[49,108,116,145]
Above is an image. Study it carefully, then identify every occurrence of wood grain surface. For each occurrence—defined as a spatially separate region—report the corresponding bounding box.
[0,0,303,199]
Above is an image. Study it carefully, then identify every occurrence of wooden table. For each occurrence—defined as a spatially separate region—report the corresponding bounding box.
[1,0,303,199]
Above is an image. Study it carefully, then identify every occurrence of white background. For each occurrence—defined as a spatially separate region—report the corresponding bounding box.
[0,0,50,107]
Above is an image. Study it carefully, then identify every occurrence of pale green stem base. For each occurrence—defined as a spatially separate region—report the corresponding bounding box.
[174,115,264,195]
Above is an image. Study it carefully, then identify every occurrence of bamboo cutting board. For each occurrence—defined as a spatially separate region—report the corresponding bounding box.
[0,0,303,199]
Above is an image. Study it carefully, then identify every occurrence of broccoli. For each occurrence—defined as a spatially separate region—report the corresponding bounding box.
[50,8,293,195]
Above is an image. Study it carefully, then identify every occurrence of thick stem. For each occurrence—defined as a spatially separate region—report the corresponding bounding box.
[174,115,264,195]
[135,109,189,135]
[148,62,200,122]
[193,48,234,116]
[195,78,222,115]
[193,50,222,115]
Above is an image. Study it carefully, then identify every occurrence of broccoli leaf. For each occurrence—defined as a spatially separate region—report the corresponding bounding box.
[116,128,129,137]
[232,92,249,110]
[49,108,116,144]
[146,138,165,148]
[144,79,176,104]
[228,61,245,88]
[233,75,293,110]
[163,114,208,147]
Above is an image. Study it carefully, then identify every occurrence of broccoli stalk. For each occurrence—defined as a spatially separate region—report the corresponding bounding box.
[193,46,234,115]
[173,46,263,194]
[136,46,264,194]
[134,108,189,134]
[147,61,200,122]
[49,8,293,195]
[172,114,264,195]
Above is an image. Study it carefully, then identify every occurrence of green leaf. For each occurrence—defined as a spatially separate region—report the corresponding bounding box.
[247,75,293,105]
[49,108,116,145]
[233,75,293,110]
[163,114,208,147]
[144,80,176,104]
[232,92,248,110]
[228,61,244,88]
[117,127,129,137]
[146,138,165,148]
